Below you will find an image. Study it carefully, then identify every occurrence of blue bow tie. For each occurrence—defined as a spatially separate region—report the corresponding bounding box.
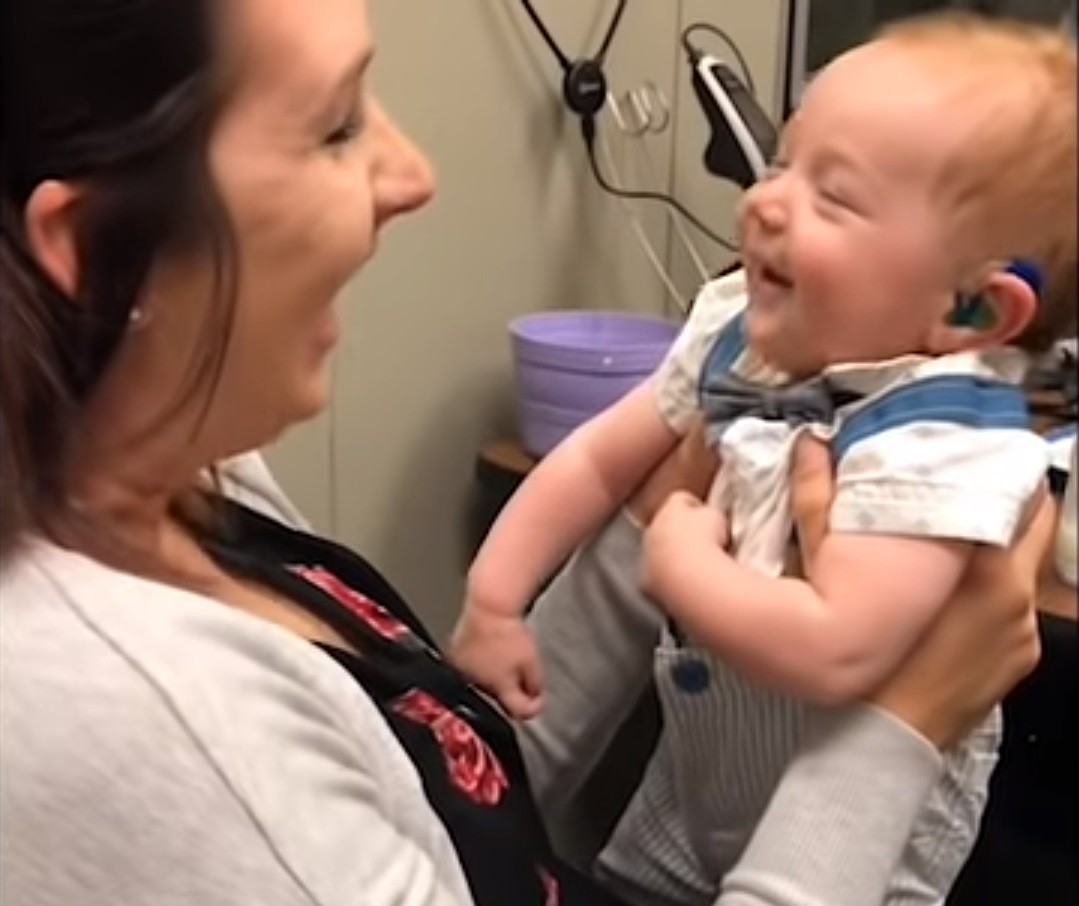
[701,371,862,437]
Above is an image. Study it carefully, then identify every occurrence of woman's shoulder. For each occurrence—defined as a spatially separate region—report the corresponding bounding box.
[1,538,404,770]
[0,539,467,904]
[0,539,422,803]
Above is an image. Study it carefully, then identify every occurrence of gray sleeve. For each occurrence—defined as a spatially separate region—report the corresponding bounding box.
[1,579,474,906]
[1,681,316,906]
[518,509,662,817]
[718,707,943,906]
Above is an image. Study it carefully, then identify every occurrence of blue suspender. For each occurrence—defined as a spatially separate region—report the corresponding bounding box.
[833,375,1030,462]
[697,311,747,405]
[697,312,1029,452]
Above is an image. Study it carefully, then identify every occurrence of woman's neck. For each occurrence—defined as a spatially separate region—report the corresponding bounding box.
[62,437,223,586]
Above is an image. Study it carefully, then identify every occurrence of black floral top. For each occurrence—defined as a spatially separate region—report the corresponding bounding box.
[203,501,626,906]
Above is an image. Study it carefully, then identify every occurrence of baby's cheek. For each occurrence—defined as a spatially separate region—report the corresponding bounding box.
[794,235,844,293]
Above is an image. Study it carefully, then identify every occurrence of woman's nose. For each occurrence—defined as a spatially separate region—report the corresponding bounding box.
[370,101,436,227]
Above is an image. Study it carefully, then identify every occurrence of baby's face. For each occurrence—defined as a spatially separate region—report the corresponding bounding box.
[738,40,981,376]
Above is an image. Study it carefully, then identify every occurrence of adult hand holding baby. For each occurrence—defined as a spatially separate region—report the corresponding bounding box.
[791,434,1049,750]
[640,429,1047,752]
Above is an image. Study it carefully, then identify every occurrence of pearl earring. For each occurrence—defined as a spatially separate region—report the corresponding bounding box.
[128,306,151,331]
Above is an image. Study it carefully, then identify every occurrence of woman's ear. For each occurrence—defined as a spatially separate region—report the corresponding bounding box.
[927,267,1039,353]
[24,180,82,300]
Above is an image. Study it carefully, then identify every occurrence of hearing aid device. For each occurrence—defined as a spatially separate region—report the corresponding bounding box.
[1004,258,1044,296]
[948,295,997,329]
[949,259,1044,329]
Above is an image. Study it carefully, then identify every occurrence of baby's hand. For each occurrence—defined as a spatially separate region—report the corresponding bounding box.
[642,490,730,606]
[449,604,545,720]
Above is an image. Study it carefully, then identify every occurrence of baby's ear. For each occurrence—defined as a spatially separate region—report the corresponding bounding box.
[926,267,1039,354]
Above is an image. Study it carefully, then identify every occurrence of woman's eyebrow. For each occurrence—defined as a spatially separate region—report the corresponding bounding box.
[316,46,375,117]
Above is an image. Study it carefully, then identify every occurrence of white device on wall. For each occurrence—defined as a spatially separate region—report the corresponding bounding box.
[689,52,777,187]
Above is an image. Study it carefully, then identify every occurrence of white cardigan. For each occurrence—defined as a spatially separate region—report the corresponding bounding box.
[0,453,943,906]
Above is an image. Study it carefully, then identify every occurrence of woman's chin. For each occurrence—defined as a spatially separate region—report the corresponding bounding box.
[292,372,332,423]
[272,366,333,434]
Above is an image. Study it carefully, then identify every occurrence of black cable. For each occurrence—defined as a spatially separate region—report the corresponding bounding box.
[681,21,756,96]
[518,0,628,72]
[581,118,739,252]
[514,3,741,251]
[519,0,571,71]
[597,0,629,62]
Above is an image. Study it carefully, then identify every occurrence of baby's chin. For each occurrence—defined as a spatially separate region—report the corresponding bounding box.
[745,272,793,313]
[744,313,821,378]
[744,303,788,353]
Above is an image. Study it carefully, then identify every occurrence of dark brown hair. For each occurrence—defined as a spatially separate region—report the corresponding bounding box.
[0,0,239,559]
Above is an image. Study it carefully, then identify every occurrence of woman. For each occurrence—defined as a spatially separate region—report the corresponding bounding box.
[0,1,1054,905]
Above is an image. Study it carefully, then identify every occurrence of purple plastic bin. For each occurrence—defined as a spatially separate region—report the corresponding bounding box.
[510,311,680,457]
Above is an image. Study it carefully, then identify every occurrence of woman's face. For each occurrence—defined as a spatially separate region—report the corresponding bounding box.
[109,0,434,468]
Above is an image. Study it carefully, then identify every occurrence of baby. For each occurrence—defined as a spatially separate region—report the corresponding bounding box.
[454,13,1076,906]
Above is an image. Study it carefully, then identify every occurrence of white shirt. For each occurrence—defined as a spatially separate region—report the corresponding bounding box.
[652,270,1049,578]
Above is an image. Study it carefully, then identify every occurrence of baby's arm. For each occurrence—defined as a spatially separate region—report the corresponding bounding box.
[646,412,1049,705]
[466,272,749,618]
[454,270,749,716]
[647,510,970,704]
[452,384,678,717]
[467,380,680,619]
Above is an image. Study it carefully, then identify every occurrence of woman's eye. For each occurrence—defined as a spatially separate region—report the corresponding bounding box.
[325,113,363,148]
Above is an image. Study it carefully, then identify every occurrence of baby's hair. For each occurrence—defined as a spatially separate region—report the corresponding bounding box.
[878,12,1077,350]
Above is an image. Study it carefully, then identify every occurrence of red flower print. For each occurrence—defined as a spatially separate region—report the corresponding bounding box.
[291,565,411,642]
[393,690,509,807]
[538,866,561,906]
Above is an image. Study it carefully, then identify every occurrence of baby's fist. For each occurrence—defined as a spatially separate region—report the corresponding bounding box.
[450,605,545,720]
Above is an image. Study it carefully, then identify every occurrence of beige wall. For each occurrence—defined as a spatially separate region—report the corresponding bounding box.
[266,0,791,641]
[667,0,789,289]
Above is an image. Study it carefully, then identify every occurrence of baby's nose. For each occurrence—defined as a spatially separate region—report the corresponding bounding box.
[741,182,787,234]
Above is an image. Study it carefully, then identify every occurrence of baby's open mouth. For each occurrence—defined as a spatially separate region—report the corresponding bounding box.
[760,264,793,288]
